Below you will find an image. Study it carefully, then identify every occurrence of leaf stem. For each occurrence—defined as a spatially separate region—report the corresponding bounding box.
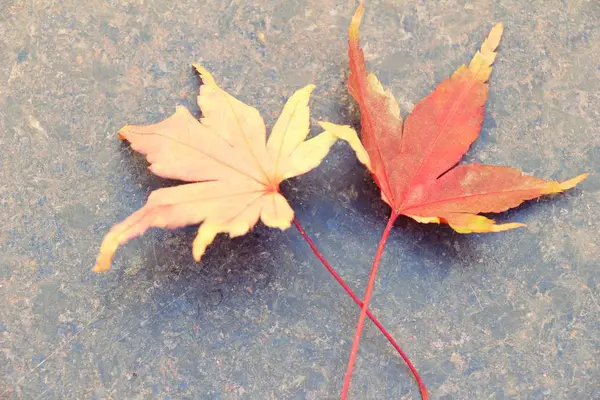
[292,219,398,350]
[340,211,427,400]
[292,217,428,400]
[340,212,398,398]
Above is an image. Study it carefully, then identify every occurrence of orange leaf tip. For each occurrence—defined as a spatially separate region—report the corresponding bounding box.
[349,1,365,42]
[117,125,129,141]
[92,231,121,272]
[468,22,504,82]
[559,173,588,190]
[408,214,526,234]
[449,218,526,234]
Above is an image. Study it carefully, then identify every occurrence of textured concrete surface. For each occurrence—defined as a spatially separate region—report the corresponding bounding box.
[1,0,598,399]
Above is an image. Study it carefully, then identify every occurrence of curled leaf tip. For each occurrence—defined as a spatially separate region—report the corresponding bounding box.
[489,222,526,233]
[92,233,120,272]
[192,63,217,86]
[469,22,504,82]
[304,83,316,92]
[559,173,588,190]
[486,23,504,51]
[192,223,219,262]
[449,216,526,234]
[349,2,365,42]
[117,125,130,140]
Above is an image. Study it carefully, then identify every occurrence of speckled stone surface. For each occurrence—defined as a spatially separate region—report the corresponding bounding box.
[1,0,598,399]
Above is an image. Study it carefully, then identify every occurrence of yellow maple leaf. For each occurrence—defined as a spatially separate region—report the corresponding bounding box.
[94,64,336,272]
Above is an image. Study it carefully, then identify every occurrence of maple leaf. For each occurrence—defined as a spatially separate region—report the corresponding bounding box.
[323,3,587,232]
[325,4,588,399]
[94,64,337,272]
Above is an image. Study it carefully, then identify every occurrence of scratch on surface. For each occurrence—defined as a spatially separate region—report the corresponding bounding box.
[151,230,158,267]
[0,305,107,398]
[469,284,484,311]
[112,288,191,344]
[33,386,50,400]
[584,283,600,312]
[2,284,191,397]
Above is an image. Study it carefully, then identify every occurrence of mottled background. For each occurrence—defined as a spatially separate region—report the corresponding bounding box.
[1,0,598,399]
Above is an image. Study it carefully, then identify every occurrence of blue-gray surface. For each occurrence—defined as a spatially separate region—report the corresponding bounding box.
[1,0,599,399]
